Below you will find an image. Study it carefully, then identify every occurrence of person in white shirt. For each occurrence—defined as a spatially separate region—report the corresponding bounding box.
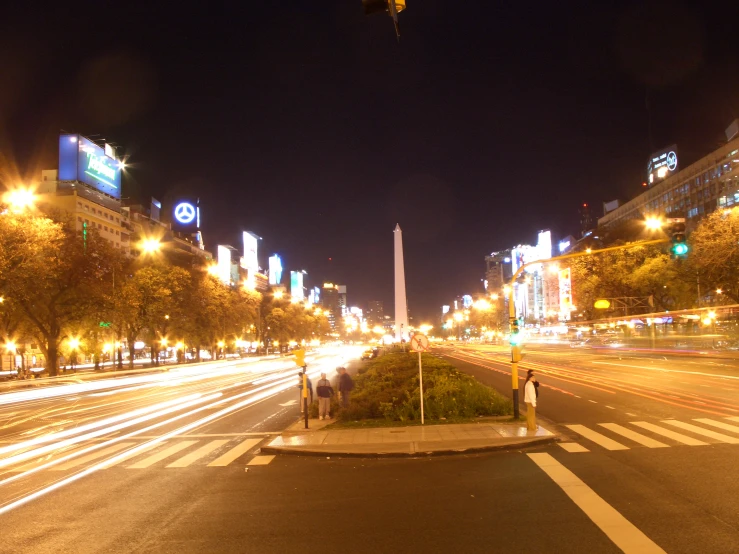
[524,370,538,431]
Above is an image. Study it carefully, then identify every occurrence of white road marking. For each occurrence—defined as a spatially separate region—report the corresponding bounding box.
[279,400,298,407]
[662,420,739,444]
[166,440,230,468]
[588,400,598,404]
[527,453,667,554]
[625,413,637,417]
[726,416,739,423]
[598,423,668,448]
[630,422,707,446]
[573,395,581,398]
[246,455,275,465]
[207,438,262,467]
[52,443,134,471]
[557,442,589,453]
[592,361,739,381]
[128,441,198,469]
[605,405,615,410]
[98,442,160,469]
[566,425,629,450]
[693,418,739,434]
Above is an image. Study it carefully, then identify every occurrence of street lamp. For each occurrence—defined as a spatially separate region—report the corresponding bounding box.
[273,290,284,300]
[645,217,663,231]
[3,187,35,212]
[490,293,499,301]
[140,237,162,255]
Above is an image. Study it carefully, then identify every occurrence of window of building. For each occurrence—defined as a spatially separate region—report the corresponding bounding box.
[116,217,119,223]
[84,205,89,211]
[688,207,699,218]
[77,216,82,222]
[98,223,102,229]
[77,202,82,208]
[104,226,108,232]
[115,230,119,235]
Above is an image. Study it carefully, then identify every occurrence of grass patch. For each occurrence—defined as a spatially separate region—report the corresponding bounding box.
[334,352,512,423]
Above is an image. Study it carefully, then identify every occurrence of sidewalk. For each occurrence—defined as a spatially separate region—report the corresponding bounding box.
[261,418,558,458]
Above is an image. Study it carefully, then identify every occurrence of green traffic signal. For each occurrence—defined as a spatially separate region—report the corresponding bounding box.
[673,243,688,256]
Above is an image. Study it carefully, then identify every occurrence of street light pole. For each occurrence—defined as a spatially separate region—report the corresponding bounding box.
[506,238,668,418]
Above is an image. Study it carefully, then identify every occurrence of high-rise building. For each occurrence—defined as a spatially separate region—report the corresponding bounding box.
[321,283,341,330]
[366,301,384,325]
[338,285,347,316]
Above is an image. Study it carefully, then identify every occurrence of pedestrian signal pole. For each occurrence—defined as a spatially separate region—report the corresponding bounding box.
[302,367,309,429]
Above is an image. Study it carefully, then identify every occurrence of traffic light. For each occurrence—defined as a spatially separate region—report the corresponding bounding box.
[509,318,522,346]
[293,348,305,368]
[669,218,688,258]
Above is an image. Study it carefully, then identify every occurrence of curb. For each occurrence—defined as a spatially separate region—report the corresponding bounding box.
[260,434,559,459]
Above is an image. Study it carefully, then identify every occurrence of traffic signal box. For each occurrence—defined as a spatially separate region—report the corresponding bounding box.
[509,318,522,346]
[668,218,688,258]
[293,348,305,368]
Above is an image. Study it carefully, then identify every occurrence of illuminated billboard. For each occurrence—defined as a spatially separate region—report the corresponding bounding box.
[511,230,553,274]
[172,199,199,232]
[291,271,305,302]
[647,145,678,185]
[268,255,283,285]
[243,232,259,273]
[58,134,123,199]
[217,245,232,286]
[558,267,573,320]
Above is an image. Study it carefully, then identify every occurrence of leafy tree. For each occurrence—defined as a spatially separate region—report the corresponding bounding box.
[0,213,117,375]
[689,209,739,303]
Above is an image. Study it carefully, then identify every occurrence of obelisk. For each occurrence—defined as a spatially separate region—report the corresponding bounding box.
[394,224,409,342]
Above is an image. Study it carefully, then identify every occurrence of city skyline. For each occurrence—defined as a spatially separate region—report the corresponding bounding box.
[2,1,738,320]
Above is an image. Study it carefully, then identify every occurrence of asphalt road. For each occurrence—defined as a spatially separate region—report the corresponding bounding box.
[0,341,738,553]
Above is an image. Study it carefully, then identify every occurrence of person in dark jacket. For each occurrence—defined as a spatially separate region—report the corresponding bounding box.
[338,367,354,408]
[316,372,334,420]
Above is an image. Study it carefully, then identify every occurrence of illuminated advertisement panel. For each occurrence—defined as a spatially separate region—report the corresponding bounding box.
[217,245,231,286]
[58,134,123,198]
[558,267,573,320]
[511,230,553,274]
[291,271,304,302]
[171,198,199,232]
[647,145,678,185]
[268,255,283,285]
[243,232,259,273]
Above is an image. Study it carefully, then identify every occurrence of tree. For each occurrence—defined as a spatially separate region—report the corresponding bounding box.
[0,213,117,376]
[690,209,739,303]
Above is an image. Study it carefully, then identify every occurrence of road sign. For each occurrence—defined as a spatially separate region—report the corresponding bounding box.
[410,333,430,352]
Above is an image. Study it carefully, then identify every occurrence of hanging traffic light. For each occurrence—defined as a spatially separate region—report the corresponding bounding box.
[668,218,688,258]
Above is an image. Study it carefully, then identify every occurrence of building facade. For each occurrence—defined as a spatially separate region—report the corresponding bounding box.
[599,130,739,229]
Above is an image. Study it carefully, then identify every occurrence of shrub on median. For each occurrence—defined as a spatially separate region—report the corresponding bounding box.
[337,352,512,422]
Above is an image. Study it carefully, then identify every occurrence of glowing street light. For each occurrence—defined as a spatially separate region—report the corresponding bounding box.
[217,340,225,348]
[419,324,433,334]
[3,187,35,212]
[273,290,284,300]
[473,299,491,311]
[453,312,463,322]
[207,264,220,277]
[503,285,511,295]
[175,341,185,351]
[140,237,161,255]
[586,248,592,254]
[68,338,81,350]
[490,293,499,301]
[5,341,16,353]
[716,288,723,295]
[160,337,169,347]
[645,217,663,231]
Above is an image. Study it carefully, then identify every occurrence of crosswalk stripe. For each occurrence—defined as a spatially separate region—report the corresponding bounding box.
[630,422,707,446]
[694,418,739,434]
[166,440,230,468]
[128,441,198,469]
[662,420,739,444]
[246,455,275,465]
[558,443,589,453]
[207,438,262,467]
[51,443,135,471]
[98,442,160,469]
[566,424,629,450]
[598,423,668,448]
[727,417,739,423]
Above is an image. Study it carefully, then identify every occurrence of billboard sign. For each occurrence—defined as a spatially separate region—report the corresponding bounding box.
[171,199,199,232]
[217,245,231,286]
[268,255,283,285]
[291,271,305,302]
[558,267,573,320]
[242,232,259,273]
[647,145,678,185]
[58,134,123,199]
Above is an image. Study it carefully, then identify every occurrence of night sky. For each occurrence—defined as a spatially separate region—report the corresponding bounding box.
[2,1,739,321]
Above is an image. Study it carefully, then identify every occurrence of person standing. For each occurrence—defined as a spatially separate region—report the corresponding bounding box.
[338,367,354,409]
[316,372,334,420]
[524,369,538,431]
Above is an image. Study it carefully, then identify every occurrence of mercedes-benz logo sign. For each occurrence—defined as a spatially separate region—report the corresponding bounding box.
[174,202,196,225]
[666,151,678,172]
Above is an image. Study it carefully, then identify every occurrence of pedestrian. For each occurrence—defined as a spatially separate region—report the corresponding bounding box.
[338,366,354,408]
[316,372,334,420]
[524,369,537,431]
